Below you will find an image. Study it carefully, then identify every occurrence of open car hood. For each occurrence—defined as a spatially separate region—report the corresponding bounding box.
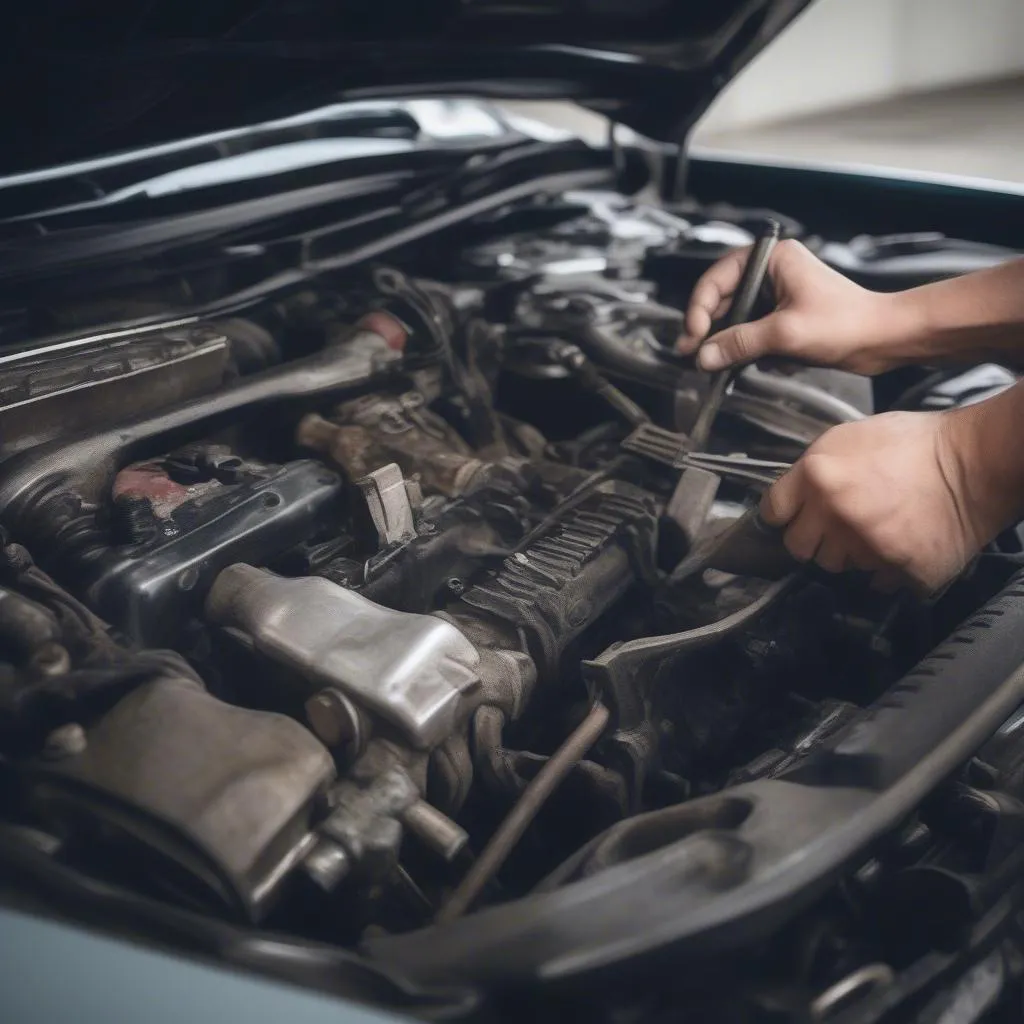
[2,0,813,176]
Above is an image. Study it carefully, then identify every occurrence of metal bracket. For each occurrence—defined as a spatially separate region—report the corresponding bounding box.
[357,463,416,546]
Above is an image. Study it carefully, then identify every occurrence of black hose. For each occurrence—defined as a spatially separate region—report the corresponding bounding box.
[437,703,610,923]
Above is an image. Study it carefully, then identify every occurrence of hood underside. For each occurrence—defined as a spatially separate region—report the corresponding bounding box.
[3,0,812,177]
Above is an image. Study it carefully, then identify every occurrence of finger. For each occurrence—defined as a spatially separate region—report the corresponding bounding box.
[711,296,732,322]
[678,297,741,354]
[815,535,849,574]
[679,246,751,351]
[698,316,780,371]
[760,463,805,527]
[782,510,825,564]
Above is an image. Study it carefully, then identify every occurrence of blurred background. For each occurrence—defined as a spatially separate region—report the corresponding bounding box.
[505,0,1024,184]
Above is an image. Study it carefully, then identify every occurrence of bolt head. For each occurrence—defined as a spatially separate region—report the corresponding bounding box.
[303,839,351,892]
[305,689,362,758]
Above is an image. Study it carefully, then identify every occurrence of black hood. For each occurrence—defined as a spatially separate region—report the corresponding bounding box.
[2,0,812,177]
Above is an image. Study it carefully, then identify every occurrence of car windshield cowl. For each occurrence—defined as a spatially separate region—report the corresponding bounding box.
[0,103,613,286]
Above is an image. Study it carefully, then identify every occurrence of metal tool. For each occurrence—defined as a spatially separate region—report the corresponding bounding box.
[678,504,967,603]
[700,506,796,579]
[671,504,796,583]
[620,421,690,466]
[689,219,782,450]
[621,422,790,486]
[682,451,790,487]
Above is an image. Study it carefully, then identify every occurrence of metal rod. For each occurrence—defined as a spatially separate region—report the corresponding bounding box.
[437,702,610,923]
[689,219,782,451]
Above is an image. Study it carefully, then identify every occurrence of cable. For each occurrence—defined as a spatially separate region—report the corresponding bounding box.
[437,702,610,923]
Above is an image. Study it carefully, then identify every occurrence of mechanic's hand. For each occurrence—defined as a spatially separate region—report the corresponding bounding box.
[678,239,902,375]
[760,410,989,595]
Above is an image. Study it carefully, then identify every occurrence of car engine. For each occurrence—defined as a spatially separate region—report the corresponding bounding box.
[1,187,1023,1023]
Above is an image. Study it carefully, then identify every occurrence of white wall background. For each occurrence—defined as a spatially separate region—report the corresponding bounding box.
[697,0,1024,134]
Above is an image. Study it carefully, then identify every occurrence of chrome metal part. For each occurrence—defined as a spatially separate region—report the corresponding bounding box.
[205,565,480,749]
[738,365,868,424]
[358,463,417,546]
[316,764,419,886]
[0,325,230,458]
[303,837,353,891]
[810,963,895,1021]
[725,391,836,446]
[304,688,366,762]
[401,801,469,862]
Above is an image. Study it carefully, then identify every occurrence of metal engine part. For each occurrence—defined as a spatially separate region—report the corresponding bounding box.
[0,321,403,542]
[305,742,470,892]
[205,564,481,749]
[83,454,344,645]
[352,477,532,613]
[355,463,417,547]
[0,323,230,457]
[455,480,659,680]
[0,195,1015,1024]
[26,675,335,921]
[298,391,499,498]
[416,479,659,814]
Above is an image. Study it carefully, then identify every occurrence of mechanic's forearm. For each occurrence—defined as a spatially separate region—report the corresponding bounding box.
[886,258,1024,368]
[946,380,1024,545]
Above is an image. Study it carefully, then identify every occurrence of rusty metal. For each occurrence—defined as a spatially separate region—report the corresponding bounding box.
[298,391,495,497]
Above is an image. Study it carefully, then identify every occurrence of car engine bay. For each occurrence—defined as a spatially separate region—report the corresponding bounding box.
[2,184,1024,1023]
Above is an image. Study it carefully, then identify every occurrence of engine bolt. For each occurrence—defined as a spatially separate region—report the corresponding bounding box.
[42,723,87,760]
[303,838,352,892]
[305,688,364,760]
[446,577,465,597]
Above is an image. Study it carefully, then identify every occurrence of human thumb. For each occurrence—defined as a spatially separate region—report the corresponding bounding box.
[698,318,778,371]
